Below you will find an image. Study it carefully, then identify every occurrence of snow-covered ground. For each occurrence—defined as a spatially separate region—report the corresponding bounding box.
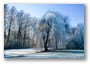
[4,49,84,58]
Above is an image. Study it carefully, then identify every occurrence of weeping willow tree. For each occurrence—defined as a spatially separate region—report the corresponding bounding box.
[35,11,71,51]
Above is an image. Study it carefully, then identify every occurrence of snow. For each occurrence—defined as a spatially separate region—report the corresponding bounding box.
[4,49,84,58]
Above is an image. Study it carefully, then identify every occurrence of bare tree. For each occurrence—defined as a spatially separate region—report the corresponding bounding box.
[6,6,16,46]
[23,14,31,46]
[4,4,9,38]
[74,23,84,49]
[16,10,25,47]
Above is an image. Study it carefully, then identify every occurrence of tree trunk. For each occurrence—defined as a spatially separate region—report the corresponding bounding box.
[17,26,22,47]
[6,20,12,46]
[23,27,26,47]
[56,39,57,49]
[44,30,49,51]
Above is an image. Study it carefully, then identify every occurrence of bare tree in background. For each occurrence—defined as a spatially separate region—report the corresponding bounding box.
[74,23,84,49]
[6,6,16,46]
[4,4,8,38]
[23,14,31,47]
[16,10,25,47]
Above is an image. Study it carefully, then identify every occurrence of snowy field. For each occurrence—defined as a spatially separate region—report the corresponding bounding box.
[4,49,84,58]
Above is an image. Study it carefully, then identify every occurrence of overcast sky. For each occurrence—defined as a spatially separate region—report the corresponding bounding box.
[8,4,84,27]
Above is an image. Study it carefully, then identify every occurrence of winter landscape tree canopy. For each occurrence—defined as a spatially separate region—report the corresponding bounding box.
[4,4,84,52]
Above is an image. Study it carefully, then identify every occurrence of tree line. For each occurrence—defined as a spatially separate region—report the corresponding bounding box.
[4,4,84,51]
